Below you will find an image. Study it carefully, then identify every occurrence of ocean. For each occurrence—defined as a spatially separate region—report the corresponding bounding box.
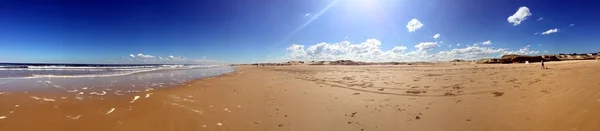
[0,63,235,93]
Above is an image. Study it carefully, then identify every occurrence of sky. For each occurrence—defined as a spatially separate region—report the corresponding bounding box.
[1,0,600,64]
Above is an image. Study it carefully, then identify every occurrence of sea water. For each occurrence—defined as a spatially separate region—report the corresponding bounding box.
[0,63,235,93]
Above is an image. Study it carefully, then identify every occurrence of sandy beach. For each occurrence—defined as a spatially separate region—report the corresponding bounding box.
[1,60,600,131]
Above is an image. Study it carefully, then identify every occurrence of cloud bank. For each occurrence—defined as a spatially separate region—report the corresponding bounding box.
[283,39,540,62]
[125,53,222,64]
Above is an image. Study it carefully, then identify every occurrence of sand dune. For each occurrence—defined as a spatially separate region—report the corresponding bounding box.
[1,60,600,131]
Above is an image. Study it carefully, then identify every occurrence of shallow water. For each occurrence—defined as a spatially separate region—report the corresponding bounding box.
[0,64,235,93]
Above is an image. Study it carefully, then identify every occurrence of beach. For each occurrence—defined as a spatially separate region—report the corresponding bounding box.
[1,60,600,131]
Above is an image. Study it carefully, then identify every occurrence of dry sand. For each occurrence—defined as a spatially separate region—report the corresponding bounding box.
[1,60,600,131]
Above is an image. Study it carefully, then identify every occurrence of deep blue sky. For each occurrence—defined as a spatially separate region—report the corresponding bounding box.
[1,0,599,63]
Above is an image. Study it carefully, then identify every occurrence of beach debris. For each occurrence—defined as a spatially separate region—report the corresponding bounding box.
[14,105,19,107]
[237,105,242,108]
[223,108,229,111]
[352,93,360,95]
[251,121,261,124]
[145,93,152,98]
[209,105,214,108]
[66,89,78,92]
[202,125,207,128]
[130,96,141,103]
[415,116,421,120]
[216,122,223,126]
[0,116,6,120]
[105,108,116,115]
[66,115,82,119]
[90,91,107,95]
[82,87,88,90]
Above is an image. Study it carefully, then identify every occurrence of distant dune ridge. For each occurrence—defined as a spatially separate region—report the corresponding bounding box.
[238,52,599,66]
[477,53,600,64]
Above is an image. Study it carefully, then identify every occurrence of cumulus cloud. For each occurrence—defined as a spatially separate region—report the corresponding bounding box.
[503,45,539,55]
[391,46,408,53]
[414,42,439,51]
[507,6,532,26]
[129,53,155,59]
[481,40,492,45]
[433,34,440,39]
[406,19,423,32]
[569,24,575,27]
[283,39,540,62]
[541,28,559,35]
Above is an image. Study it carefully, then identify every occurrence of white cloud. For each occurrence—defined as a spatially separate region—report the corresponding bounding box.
[569,24,575,27]
[536,17,543,21]
[456,43,460,46]
[129,53,155,59]
[433,34,440,39]
[541,28,559,35]
[544,50,549,53]
[414,42,439,51]
[283,39,542,62]
[391,46,408,53]
[507,6,532,26]
[534,32,539,35]
[481,40,492,45]
[406,19,423,32]
[305,13,311,17]
[124,53,213,64]
[448,45,452,47]
[503,45,539,55]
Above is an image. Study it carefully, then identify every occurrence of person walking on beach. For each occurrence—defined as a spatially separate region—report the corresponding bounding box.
[541,60,546,69]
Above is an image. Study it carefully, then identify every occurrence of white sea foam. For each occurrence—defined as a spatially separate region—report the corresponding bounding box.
[42,98,56,102]
[105,108,115,115]
[89,91,106,95]
[130,96,140,103]
[66,115,82,119]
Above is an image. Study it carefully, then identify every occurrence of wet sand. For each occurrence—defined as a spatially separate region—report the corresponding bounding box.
[1,60,600,131]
